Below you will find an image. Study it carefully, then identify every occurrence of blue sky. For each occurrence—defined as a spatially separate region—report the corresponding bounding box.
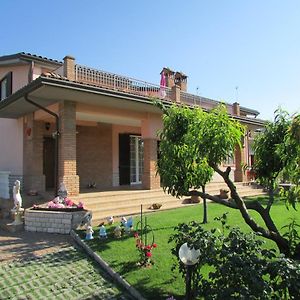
[1,0,300,120]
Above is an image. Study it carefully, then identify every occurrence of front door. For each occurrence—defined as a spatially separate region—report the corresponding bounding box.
[130,135,143,184]
[119,134,143,185]
[43,137,55,189]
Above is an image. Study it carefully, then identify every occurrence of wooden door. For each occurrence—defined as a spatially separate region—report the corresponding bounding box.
[43,137,55,189]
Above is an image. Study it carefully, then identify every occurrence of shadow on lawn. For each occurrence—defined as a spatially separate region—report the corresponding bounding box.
[243,195,285,207]
[109,259,140,275]
[131,276,183,300]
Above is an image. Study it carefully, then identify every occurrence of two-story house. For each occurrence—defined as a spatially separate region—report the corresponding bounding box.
[0,52,264,198]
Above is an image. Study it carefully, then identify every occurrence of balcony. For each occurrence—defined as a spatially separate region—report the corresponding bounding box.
[74,64,233,113]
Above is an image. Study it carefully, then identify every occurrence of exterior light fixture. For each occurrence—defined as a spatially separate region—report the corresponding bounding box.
[45,122,51,131]
[179,242,200,300]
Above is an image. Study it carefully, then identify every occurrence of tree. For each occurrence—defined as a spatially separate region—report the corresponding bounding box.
[158,105,214,223]
[157,103,300,258]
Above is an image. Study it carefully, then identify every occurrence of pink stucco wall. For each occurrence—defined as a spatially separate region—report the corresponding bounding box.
[0,118,23,174]
[0,65,29,175]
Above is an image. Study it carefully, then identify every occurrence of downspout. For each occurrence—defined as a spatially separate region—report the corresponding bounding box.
[24,94,60,196]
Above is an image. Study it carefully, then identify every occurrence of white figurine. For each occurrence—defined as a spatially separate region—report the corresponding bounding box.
[107,216,114,225]
[85,225,94,240]
[114,225,122,238]
[99,225,107,238]
[121,217,127,226]
[13,180,22,211]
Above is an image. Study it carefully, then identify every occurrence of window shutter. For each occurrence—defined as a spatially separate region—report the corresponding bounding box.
[6,72,12,97]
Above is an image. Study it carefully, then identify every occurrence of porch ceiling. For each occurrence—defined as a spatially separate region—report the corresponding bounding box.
[76,112,141,127]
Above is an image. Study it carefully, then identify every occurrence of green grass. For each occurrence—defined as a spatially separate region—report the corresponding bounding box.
[82,196,300,300]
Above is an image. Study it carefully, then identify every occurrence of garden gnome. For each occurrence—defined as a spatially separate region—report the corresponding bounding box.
[125,217,133,233]
[107,216,114,225]
[57,182,68,202]
[121,217,127,226]
[85,225,94,240]
[99,225,107,238]
[114,225,122,238]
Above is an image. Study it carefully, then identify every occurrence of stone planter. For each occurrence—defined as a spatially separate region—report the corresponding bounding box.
[25,208,88,234]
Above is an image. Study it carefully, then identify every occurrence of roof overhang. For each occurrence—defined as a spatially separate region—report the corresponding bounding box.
[0,76,163,119]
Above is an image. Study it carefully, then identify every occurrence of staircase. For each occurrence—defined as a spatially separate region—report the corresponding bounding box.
[73,182,266,224]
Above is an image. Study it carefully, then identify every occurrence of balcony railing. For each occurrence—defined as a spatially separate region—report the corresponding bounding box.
[74,64,234,113]
[75,64,172,101]
[180,91,234,113]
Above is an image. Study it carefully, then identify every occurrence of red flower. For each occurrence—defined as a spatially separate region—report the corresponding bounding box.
[146,252,152,257]
[146,245,151,250]
[152,243,157,248]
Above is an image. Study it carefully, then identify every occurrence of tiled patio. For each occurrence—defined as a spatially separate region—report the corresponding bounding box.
[0,230,131,299]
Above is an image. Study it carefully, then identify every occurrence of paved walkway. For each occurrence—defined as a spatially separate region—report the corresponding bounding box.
[0,230,73,262]
[0,230,131,299]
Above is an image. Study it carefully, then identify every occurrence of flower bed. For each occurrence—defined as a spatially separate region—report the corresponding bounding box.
[25,208,88,234]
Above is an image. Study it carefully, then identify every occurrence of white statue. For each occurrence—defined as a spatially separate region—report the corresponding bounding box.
[11,180,24,226]
[13,180,22,211]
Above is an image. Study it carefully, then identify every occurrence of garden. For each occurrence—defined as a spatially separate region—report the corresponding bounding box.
[80,104,300,299]
[79,197,300,299]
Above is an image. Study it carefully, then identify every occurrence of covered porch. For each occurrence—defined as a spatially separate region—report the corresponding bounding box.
[22,92,163,196]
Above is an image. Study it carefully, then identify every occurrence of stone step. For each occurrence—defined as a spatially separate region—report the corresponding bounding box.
[89,188,266,224]
[86,195,184,212]
[82,185,263,208]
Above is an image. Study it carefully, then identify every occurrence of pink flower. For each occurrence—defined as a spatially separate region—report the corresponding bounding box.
[146,252,152,257]
[64,198,74,207]
[77,202,84,209]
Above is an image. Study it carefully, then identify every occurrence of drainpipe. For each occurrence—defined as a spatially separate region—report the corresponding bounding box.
[24,94,60,196]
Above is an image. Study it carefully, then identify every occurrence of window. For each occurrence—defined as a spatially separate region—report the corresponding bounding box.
[0,72,12,101]
[224,153,235,166]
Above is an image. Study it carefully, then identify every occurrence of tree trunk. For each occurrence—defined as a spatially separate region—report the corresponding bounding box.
[202,185,207,224]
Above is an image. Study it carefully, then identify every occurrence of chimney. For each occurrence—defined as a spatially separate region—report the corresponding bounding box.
[233,102,240,116]
[161,67,175,88]
[174,71,188,92]
[63,55,75,81]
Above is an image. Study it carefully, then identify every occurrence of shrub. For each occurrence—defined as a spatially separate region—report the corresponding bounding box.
[169,215,300,299]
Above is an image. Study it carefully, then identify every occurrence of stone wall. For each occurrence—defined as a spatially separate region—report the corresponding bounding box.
[24,209,87,234]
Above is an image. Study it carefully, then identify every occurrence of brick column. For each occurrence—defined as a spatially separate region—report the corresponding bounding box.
[171,85,181,103]
[23,115,45,192]
[58,101,79,196]
[234,138,247,182]
[142,138,160,189]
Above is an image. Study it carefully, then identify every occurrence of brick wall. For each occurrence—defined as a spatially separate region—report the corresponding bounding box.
[142,138,160,189]
[77,123,113,189]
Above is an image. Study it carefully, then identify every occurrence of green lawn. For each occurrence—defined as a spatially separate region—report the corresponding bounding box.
[81,196,300,300]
